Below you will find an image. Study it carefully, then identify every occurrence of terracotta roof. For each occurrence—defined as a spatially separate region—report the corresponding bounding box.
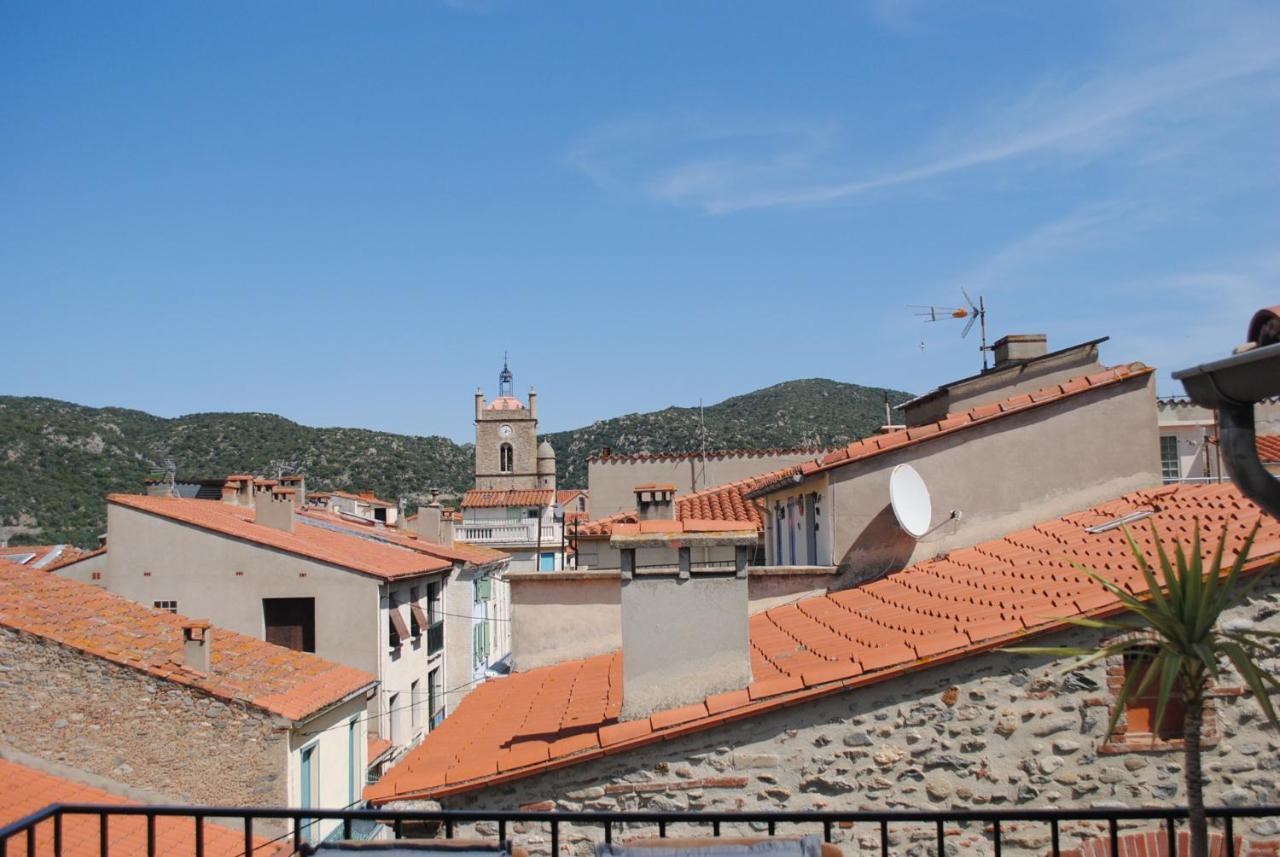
[633,483,677,492]
[368,736,394,765]
[0,562,376,722]
[750,363,1154,493]
[0,758,272,857]
[295,508,508,567]
[462,489,555,508]
[486,396,526,411]
[588,447,834,464]
[41,546,107,573]
[557,489,588,503]
[109,494,451,580]
[576,468,794,538]
[0,545,85,570]
[366,482,1280,803]
[310,490,397,508]
[1259,435,1280,462]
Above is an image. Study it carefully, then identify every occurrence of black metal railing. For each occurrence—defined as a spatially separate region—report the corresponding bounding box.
[2,804,1278,857]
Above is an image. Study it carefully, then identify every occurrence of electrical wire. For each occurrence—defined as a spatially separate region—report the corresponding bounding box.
[297,671,499,739]
[235,796,366,857]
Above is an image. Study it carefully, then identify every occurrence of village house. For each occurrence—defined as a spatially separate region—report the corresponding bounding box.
[0,562,375,843]
[366,482,1280,856]
[1156,395,1280,484]
[100,475,508,773]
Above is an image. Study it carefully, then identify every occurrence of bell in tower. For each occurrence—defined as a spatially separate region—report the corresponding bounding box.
[499,353,514,399]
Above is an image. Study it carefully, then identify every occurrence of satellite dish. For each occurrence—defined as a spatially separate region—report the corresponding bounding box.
[889,464,933,538]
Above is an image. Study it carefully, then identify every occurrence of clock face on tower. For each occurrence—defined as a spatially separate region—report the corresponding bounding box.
[499,424,513,438]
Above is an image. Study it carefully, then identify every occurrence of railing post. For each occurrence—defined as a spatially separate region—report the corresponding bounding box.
[1050,818,1060,857]
[195,815,205,857]
[936,818,945,856]
[54,811,62,857]
[243,816,253,857]
[146,813,155,857]
[1225,815,1235,857]
[879,819,889,857]
[992,819,1001,857]
[99,812,108,857]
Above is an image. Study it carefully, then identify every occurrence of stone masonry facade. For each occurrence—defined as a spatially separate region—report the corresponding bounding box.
[402,579,1280,856]
[0,628,289,809]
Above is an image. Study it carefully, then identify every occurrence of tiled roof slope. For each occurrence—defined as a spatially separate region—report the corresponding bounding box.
[367,483,1280,803]
[793,363,1152,482]
[0,563,376,722]
[1259,435,1280,462]
[576,468,797,538]
[310,490,396,507]
[462,489,555,508]
[0,758,272,857]
[0,545,85,569]
[109,494,451,579]
[41,545,107,573]
[295,508,508,566]
[588,447,833,464]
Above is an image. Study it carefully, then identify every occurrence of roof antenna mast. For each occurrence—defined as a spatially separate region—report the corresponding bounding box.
[909,289,992,371]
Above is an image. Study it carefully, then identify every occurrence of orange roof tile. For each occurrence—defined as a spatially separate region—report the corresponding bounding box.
[109,494,451,580]
[295,508,507,567]
[485,396,526,411]
[576,467,798,538]
[462,489,555,508]
[0,544,86,570]
[1258,435,1280,462]
[0,562,376,722]
[0,758,273,857]
[369,736,394,763]
[557,489,588,503]
[367,482,1280,803]
[588,447,834,464]
[41,545,107,573]
[310,490,397,507]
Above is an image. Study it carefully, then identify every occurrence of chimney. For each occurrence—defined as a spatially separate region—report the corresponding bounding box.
[277,474,305,508]
[616,530,753,720]
[223,475,255,507]
[993,334,1048,369]
[144,477,172,497]
[412,498,454,547]
[254,484,295,533]
[182,621,212,674]
[634,484,677,521]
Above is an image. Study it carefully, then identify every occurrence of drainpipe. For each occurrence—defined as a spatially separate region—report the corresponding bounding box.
[1172,305,1280,519]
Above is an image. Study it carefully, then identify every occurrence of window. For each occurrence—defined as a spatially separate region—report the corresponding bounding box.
[347,716,359,805]
[539,551,556,571]
[577,496,586,511]
[410,679,422,728]
[300,743,319,842]
[388,594,409,650]
[387,694,401,745]
[428,666,443,729]
[1160,435,1181,482]
[473,620,491,669]
[153,600,178,614]
[1123,649,1186,740]
[499,443,514,472]
[408,586,422,638]
[427,581,442,624]
[263,598,315,653]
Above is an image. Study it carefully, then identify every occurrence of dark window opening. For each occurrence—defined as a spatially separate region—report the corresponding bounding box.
[499,443,514,473]
[263,597,316,653]
[1123,648,1186,740]
[374,506,388,523]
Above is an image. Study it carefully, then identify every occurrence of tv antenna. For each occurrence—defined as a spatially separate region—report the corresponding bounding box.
[909,288,992,370]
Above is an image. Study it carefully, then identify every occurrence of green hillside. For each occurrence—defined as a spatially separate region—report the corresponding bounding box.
[0,378,910,548]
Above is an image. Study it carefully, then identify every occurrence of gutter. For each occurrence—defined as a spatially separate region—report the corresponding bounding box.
[1173,305,1280,519]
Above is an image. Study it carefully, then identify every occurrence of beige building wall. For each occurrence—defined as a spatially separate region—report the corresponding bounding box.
[588,451,825,518]
[409,576,1280,857]
[287,693,368,843]
[769,374,1159,583]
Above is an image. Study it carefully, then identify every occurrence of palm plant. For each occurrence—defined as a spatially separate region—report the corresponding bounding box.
[1010,520,1279,857]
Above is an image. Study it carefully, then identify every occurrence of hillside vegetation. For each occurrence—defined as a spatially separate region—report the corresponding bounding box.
[0,378,910,547]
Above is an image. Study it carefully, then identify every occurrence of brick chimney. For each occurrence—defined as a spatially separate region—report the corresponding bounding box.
[993,334,1048,369]
[254,484,295,533]
[633,484,677,521]
[182,621,211,674]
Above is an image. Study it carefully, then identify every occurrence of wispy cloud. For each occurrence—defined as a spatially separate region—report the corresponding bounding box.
[568,7,1280,214]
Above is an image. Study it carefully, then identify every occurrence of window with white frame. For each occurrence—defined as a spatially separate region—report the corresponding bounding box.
[1160,435,1181,482]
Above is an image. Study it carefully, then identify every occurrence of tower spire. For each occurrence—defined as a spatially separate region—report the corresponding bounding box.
[499,352,514,398]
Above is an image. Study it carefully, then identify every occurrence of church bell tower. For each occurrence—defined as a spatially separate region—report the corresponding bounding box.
[473,356,540,490]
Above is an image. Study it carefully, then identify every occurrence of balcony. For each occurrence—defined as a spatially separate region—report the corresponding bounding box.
[454,522,562,546]
[3,804,1278,857]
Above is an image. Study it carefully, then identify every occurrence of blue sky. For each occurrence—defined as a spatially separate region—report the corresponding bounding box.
[2,1,1277,442]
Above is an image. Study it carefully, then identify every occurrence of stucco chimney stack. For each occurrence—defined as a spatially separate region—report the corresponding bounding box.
[412,498,454,547]
[993,334,1048,369]
[182,621,211,674]
[278,474,305,508]
[528,387,538,420]
[254,484,295,533]
[634,485,677,521]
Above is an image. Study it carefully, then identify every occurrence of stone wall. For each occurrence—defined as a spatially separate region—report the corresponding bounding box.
[407,578,1280,856]
[0,627,289,809]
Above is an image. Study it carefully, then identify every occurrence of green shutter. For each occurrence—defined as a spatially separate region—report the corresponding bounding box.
[476,576,492,601]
